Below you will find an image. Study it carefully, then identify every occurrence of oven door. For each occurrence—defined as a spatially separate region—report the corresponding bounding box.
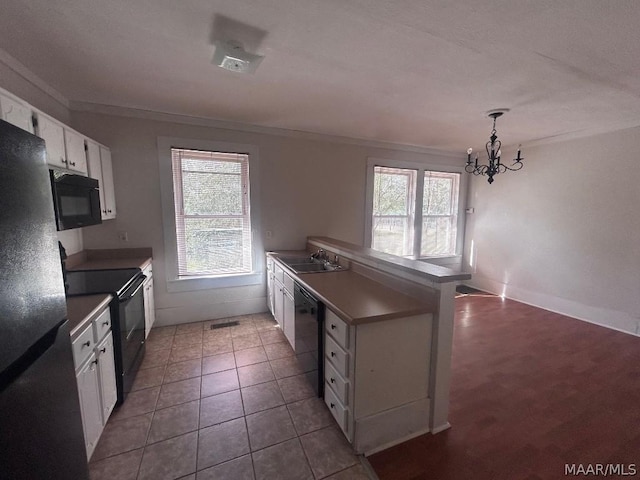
[117,275,146,403]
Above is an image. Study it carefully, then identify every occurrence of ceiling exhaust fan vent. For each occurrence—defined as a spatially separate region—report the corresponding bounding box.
[213,40,264,74]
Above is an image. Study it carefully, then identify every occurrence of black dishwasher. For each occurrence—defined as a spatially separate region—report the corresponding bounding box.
[293,283,324,397]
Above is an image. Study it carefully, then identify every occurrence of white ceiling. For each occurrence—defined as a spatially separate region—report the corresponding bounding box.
[2,0,640,151]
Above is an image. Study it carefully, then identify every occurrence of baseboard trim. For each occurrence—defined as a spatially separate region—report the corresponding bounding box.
[466,276,640,337]
[155,297,268,326]
[431,421,451,434]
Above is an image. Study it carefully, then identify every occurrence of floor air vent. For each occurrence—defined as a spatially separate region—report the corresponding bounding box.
[210,321,239,330]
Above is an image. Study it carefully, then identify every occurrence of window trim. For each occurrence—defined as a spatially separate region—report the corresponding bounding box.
[158,137,263,292]
[364,157,467,260]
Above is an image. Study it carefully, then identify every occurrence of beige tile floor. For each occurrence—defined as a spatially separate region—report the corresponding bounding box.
[88,313,376,480]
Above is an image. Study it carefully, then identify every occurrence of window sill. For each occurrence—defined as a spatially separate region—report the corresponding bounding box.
[167,272,263,293]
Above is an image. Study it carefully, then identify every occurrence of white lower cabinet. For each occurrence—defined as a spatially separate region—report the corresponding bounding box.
[273,278,284,329]
[324,307,434,455]
[96,333,117,422]
[72,306,117,460]
[142,263,155,338]
[268,257,296,349]
[76,353,103,459]
[283,287,295,348]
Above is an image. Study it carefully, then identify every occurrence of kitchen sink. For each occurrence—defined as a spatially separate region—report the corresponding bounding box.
[275,255,344,274]
[278,256,315,265]
[289,263,334,273]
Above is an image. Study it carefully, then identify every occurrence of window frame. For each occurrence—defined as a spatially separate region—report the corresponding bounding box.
[158,137,263,292]
[365,157,466,261]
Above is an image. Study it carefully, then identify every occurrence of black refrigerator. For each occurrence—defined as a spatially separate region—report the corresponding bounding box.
[0,120,89,479]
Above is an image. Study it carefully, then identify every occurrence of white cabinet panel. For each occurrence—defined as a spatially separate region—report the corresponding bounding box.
[283,288,295,349]
[0,93,33,133]
[96,333,117,424]
[64,128,87,174]
[36,113,66,168]
[99,146,116,219]
[76,354,102,459]
[143,264,155,338]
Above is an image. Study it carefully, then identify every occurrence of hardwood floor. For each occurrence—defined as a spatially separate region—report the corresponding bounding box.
[368,294,640,480]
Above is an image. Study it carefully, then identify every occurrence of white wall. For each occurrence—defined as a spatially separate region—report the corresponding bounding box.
[71,110,461,325]
[0,61,85,254]
[464,128,640,335]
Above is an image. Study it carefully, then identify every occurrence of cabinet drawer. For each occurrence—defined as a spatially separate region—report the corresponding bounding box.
[325,334,349,379]
[325,309,349,349]
[325,360,349,405]
[72,325,95,370]
[325,382,349,435]
[283,272,294,294]
[274,263,284,284]
[92,308,112,344]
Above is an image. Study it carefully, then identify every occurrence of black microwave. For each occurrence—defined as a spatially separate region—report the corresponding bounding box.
[50,170,102,230]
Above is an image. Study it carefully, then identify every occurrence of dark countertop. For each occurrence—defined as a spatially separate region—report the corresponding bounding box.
[66,294,112,340]
[268,251,436,325]
[66,247,152,271]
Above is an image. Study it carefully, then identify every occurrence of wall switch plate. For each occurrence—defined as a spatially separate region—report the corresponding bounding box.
[117,231,128,242]
[466,207,475,214]
[265,230,273,239]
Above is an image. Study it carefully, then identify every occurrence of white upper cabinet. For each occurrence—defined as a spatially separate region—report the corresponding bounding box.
[0,92,33,133]
[35,112,67,168]
[87,141,116,220]
[64,128,88,174]
[99,146,116,219]
[86,140,107,218]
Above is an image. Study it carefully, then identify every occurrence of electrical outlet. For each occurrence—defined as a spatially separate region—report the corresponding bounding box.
[117,231,128,242]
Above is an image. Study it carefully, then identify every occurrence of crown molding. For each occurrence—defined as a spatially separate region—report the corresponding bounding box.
[0,48,69,109]
[70,100,464,159]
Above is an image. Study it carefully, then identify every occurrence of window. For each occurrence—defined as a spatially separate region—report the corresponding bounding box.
[172,149,252,276]
[367,159,463,259]
[158,137,262,292]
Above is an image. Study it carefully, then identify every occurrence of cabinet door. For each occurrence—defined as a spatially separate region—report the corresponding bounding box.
[64,128,88,174]
[283,288,295,349]
[99,147,116,219]
[0,93,33,133]
[87,140,108,219]
[267,271,274,316]
[96,333,117,424]
[274,280,284,328]
[76,354,102,459]
[143,276,156,338]
[36,113,66,168]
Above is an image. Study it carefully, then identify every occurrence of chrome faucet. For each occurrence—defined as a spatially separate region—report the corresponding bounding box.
[310,249,327,261]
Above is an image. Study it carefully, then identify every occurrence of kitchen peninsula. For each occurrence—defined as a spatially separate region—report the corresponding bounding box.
[268,236,471,455]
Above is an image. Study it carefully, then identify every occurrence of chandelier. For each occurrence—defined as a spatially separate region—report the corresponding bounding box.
[465,109,524,184]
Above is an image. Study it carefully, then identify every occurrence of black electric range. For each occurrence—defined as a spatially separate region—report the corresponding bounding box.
[66,268,147,405]
[66,268,143,297]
